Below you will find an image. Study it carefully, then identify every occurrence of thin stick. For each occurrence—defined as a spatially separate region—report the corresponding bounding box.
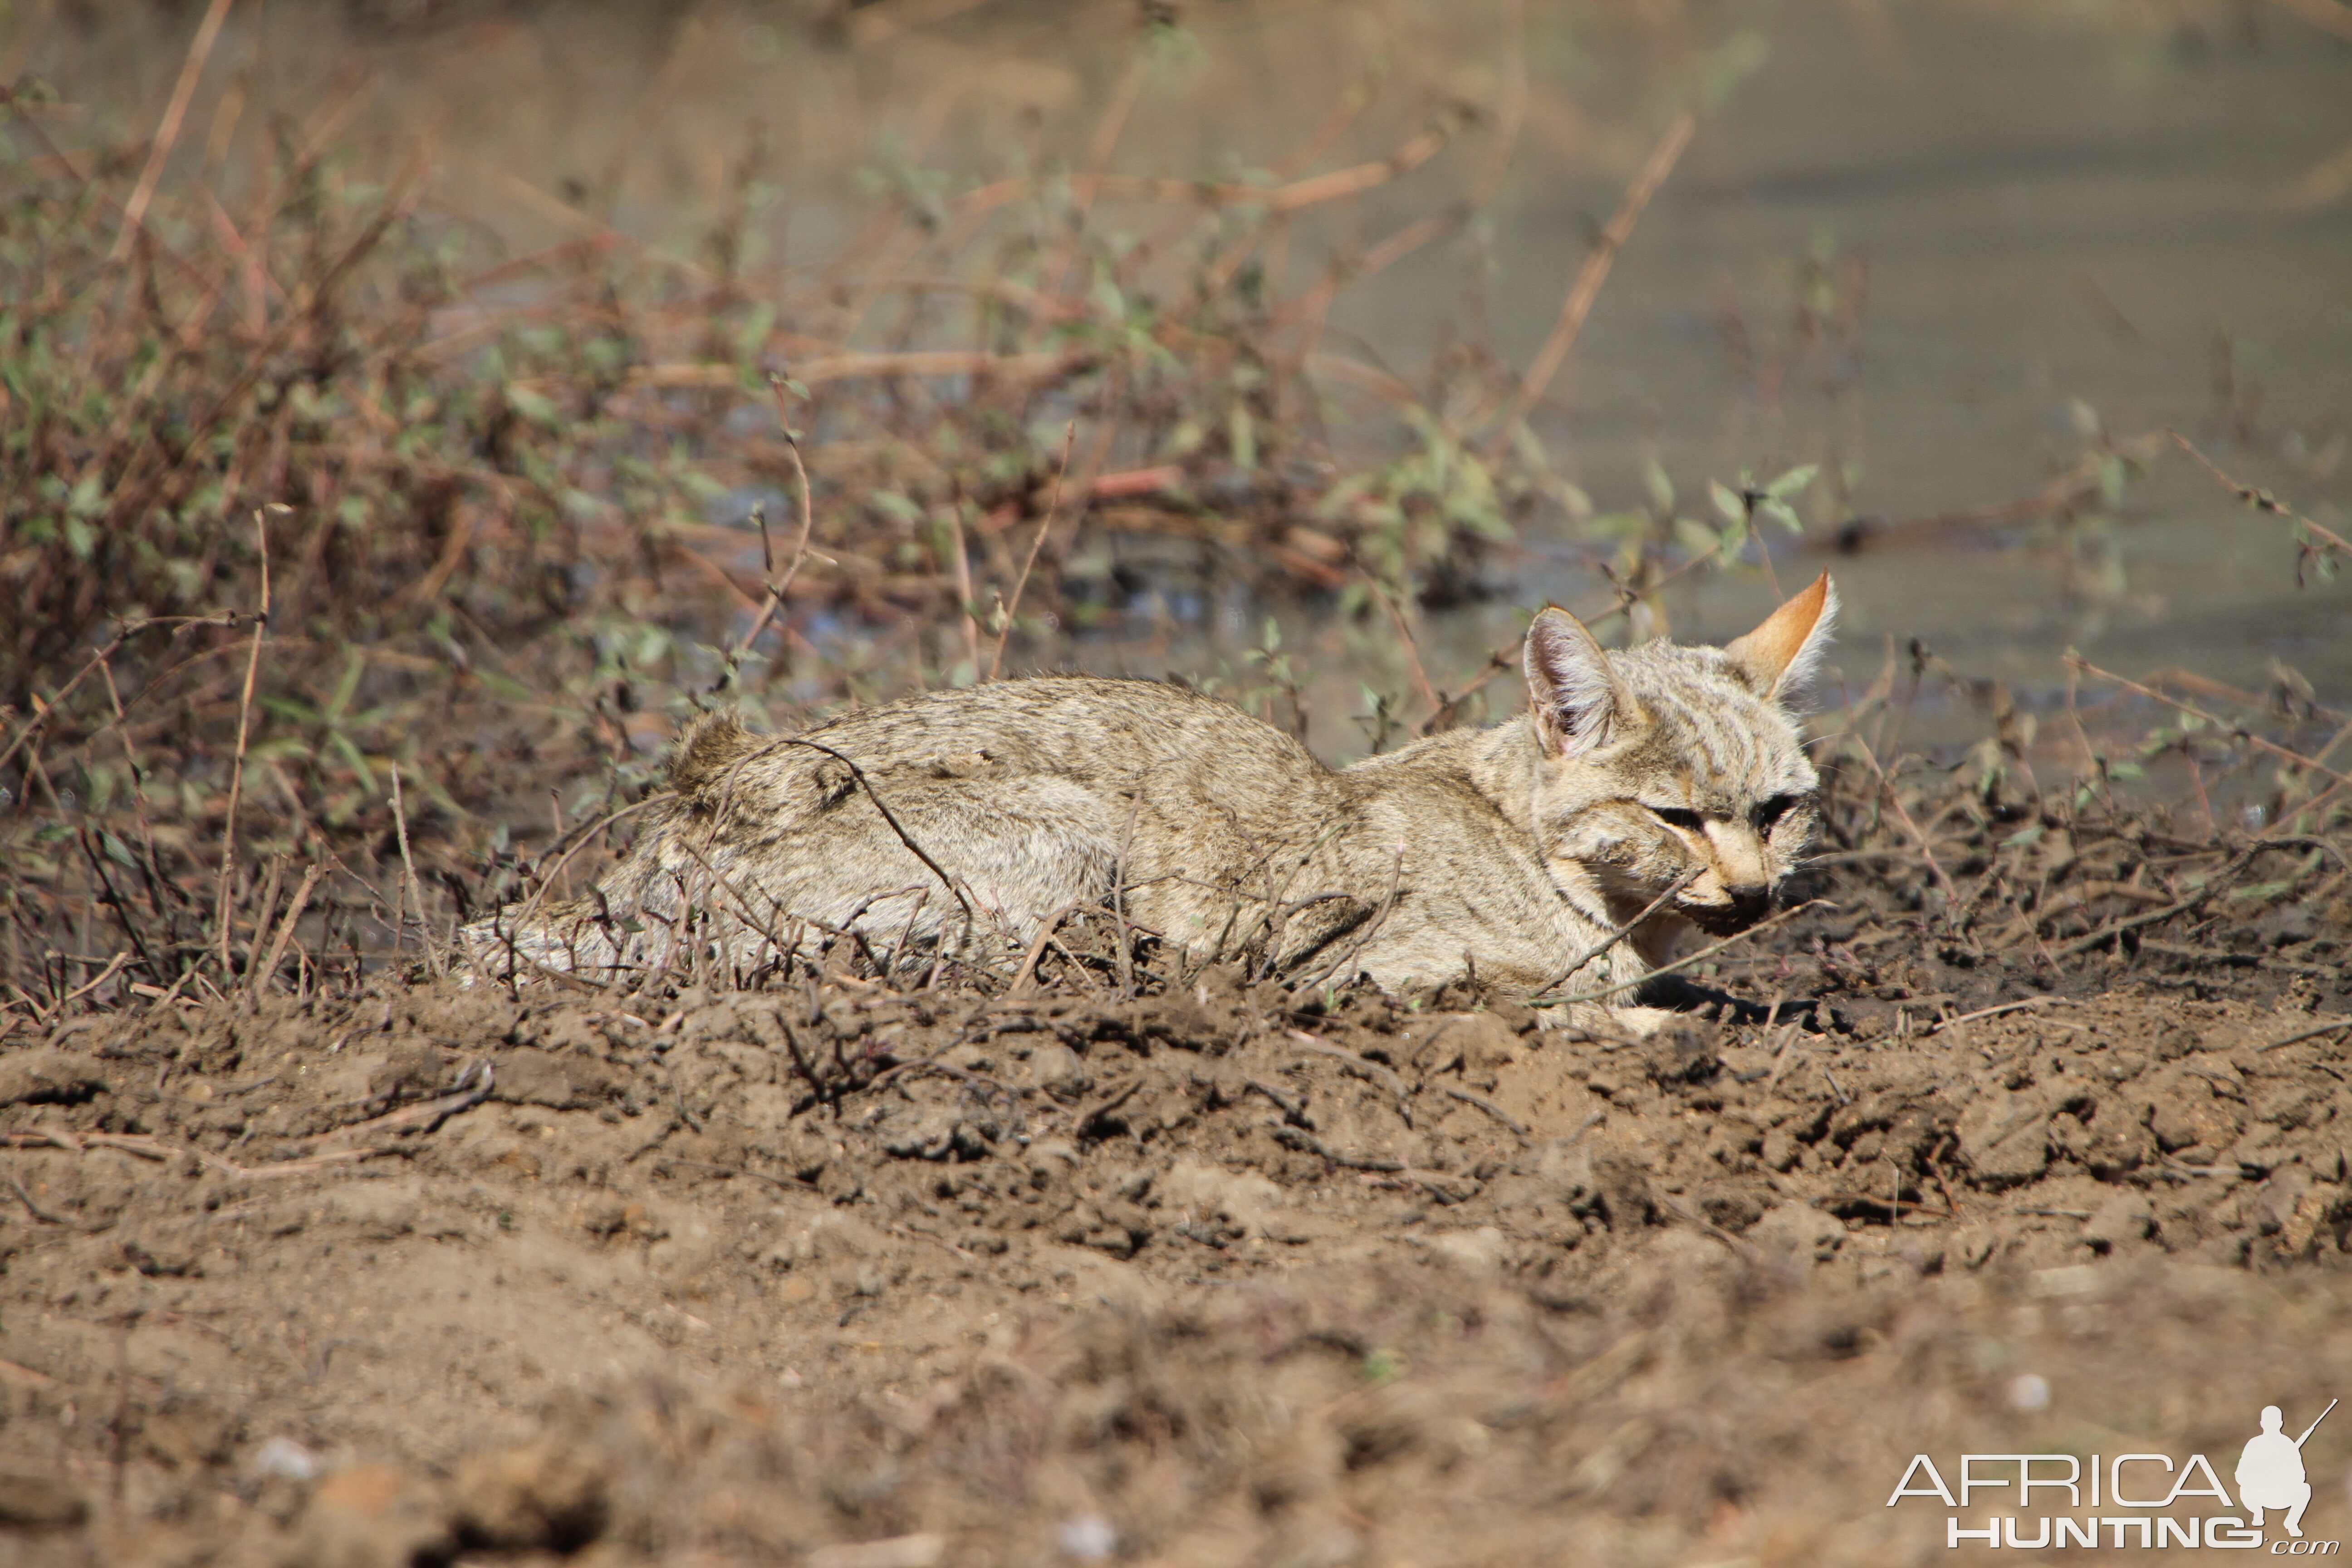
[1926,995,2078,1035]
[2051,839,2266,959]
[2167,427,2352,561]
[42,952,132,1020]
[1361,572,1442,717]
[243,855,284,990]
[214,508,274,982]
[1534,869,1703,995]
[108,0,236,265]
[988,421,1077,681]
[1298,842,1410,994]
[1537,899,1828,1010]
[776,739,975,923]
[251,862,323,1000]
[956,121,1454,220]
[1483,111,1696,459]
[502,794,672,948]
[2067,655,2352,795]
[1007,900,1091,996]
[301,1063,495,1147]
[1041,53,1145,300]
[1439,1083,1529,1139]
[2255,1017,2352,1054]
[1288,1032,1411,1102]
[0,612,237,788]
[720,373,824,671]
[948,495,981,678]
[1843,730,1962,905]
[1113,794,1142,999]
[2262,716,2352,833]
[390,764,437,977]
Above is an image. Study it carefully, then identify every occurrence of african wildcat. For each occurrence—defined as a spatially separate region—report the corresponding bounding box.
[465,574,1837,1029]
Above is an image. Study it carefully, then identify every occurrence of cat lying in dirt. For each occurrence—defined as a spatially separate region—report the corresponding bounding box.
[466,573,1837,1031]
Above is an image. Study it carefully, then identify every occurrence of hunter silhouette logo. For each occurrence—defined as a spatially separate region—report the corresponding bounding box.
[2243,1400,2336,1539]
[1887,1397,2341,1551]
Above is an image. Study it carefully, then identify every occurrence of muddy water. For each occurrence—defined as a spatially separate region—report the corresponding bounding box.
[1490,2,2352,727]
[18,0,2351,745]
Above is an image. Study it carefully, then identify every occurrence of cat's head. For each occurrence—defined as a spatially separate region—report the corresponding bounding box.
[1520,574,1837,937]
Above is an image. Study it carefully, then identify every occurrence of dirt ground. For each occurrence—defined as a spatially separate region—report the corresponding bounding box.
[5,869,2352,1568]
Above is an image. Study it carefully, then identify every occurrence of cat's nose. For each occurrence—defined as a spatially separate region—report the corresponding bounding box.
[1725,884,1773,923]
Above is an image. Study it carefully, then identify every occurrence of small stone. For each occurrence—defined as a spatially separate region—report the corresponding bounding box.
[1059,1514,1117,1561]
[249,1436,325,1483]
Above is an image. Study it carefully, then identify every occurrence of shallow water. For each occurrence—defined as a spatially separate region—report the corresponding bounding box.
[17,0,2350,750]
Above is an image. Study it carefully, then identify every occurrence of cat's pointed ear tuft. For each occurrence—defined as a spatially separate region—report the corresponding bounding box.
[1725,573,1838,704]
[668,709,759,797]
[1524,607,1626,759]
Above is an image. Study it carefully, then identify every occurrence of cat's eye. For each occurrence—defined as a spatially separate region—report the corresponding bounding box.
[1648,805,1705,832]
[1754,794,1803,830]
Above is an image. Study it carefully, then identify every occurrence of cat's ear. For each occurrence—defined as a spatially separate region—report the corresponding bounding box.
[1524,607,1627,758]
[1725,573,1838,704]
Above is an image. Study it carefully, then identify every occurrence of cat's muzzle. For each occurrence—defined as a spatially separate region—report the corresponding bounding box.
[1680,884,1775,937]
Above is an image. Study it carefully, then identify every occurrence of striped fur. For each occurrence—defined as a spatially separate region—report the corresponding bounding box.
[466,576,1836,1030]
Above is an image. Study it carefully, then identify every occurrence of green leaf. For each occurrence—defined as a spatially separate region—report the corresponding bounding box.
[1643,459,1675,517]
[327,652,366,722]
[1710,480,1744,526]
[1764,463,1818,502]
[505,384,559,426]
[329,731,377,791]
[475,669,537,706]
[1672,515,1719,555]
[260,696,319,726]
[1460,507,1515,544]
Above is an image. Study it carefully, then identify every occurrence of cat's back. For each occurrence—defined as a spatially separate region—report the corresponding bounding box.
[796,675,1327,793]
